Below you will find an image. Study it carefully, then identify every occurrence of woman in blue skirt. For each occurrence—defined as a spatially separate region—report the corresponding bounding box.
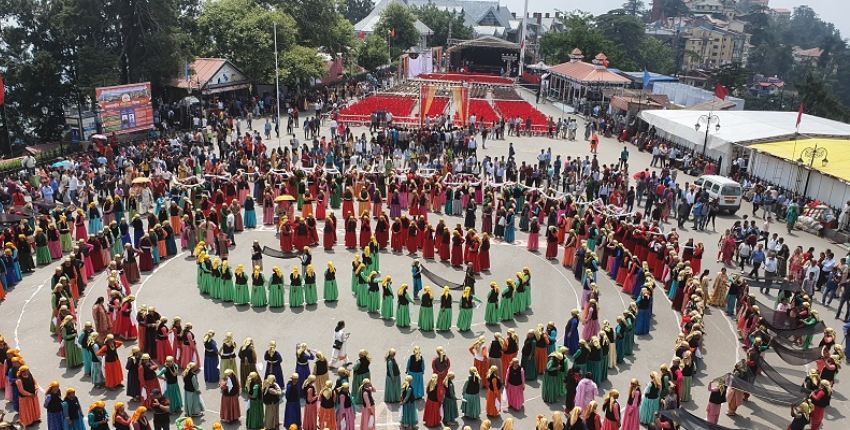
[405,347,425,399]
[202,330,220,383]
[244,196,257,229]
[634,288,653,335]
[639,371,662,425]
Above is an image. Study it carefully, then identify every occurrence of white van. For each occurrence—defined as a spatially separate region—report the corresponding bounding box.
[694,175,743,214]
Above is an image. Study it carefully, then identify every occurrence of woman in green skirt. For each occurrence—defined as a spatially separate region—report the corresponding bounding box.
[220,261,235,302]
[380,276,394,319]
[384,349,402,402]
[460,368,482,419]
[500,279,515,322]
[485,282,500,325]
[367,271,381,313]
[521,330,538,381]
[209,258,222,299]
[513,271,527,314]
[369,236,380,272]
[418,286,435,331]
[323,262,338,302]
[456,287,474,331]
[250,266,267,307]
[541,351,563,403]
[400,376,418,428]
[355,264,369,307]
[350,255,361,294]
[233,264,250,305]
[522,267,532,307]
[396,284,413,328]
[268,266,286,308]
[34,228,51,265]
[304,265,319,305]
[351,350,372,405]
[436,286,453,331]
[441,372,460,425]
[197,253,210,293]
[289,267,305,307]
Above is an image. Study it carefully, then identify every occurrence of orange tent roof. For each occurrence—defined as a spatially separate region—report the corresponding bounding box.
[547,61,631,85]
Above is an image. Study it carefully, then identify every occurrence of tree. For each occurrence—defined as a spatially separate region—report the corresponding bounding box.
[660,0,690,18]
[622,0,645,17]
[596,11,644,49]
[267,0,353,55]
[540,12,632,70]
[796,73,850,122]
[706,63,753,96]
[356,33,390,70]
[342,0,373,24]
[195,0,297,82]
[415,3,472,47]
[279,45,328,84]
[636,37,674,74]
[375,3,421,59]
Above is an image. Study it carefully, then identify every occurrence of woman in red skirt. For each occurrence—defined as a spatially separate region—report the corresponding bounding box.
[479,234,491,271]
[691,243,704,274]
[406,223,418,255]
[219,369,241,423]
[423,374,442,427]
[451,231,464,267]
[375,215,389,249]
[96,334,125,389]
[280,217,294,252]
[391,218,403,252]
[562,230,577,267]
[439,229,451,262]
[323,216,336,250]
[115,295,138,340]
[466,236,479,273]
[155,317,173,364]
[359,213,372,249]
[545,227,559,259]
[422,225,435,259]
[345,215,357,249]
[318,381,337,430]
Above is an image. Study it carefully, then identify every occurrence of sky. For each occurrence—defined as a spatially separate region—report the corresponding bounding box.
[498,0,850,37]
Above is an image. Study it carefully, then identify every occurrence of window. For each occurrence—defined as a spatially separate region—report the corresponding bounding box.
[721,186,741,196]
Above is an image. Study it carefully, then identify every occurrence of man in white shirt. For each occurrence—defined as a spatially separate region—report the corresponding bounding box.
[761,252,779,293]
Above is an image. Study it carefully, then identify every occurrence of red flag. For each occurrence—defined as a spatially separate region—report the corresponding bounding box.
[391,28,395,38]
[0,74,5,106]
[714,83,728,100]
[796,103,804,129]
[602,58,609,68]
[358,31,364,40]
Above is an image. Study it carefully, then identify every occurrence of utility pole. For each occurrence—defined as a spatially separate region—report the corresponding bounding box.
[274,23,281,150]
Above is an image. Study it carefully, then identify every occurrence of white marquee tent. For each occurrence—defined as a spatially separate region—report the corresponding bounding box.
[638,110,850,170]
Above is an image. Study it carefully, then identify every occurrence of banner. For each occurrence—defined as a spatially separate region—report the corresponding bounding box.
[419,85,437,124]
[452,86,469,125]
[96,82,154,134]
[432,47,443,72]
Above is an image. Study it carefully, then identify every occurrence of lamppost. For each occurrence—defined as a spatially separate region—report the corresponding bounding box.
[797,144,829,200]
[694,113,720,157]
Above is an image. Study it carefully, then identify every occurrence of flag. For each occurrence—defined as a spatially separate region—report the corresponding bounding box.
[0,74,4,106]
[796,103,804,129]
[358,31,364,40]
[714,83,728,100]
[602,58,609,68]
[185,59,189,82]
[642,68,651,88]
[391,28,395,38]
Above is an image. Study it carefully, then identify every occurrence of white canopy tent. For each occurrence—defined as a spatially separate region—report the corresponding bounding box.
[638,110,850,171]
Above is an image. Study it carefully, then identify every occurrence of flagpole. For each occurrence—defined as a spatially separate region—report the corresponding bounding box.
[274,23,281,150]
[518,0,529,78]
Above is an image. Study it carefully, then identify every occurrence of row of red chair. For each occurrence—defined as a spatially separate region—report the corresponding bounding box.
[494,100,550,130]
[453,99,500,125]
[423,97,449,117]
[339,96,415,118]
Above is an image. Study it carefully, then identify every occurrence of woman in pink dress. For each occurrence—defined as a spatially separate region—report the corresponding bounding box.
[504,358,525,410]
[178,323,200,369]
[621,379,641,430]
[303,375,319,430]
[526,219,540,252]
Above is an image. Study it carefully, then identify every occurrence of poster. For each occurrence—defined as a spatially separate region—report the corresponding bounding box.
[96,82,154,134]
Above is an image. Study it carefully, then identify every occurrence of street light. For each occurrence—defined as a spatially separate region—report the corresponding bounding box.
[694,113,720,157]
[799,144,829,199]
